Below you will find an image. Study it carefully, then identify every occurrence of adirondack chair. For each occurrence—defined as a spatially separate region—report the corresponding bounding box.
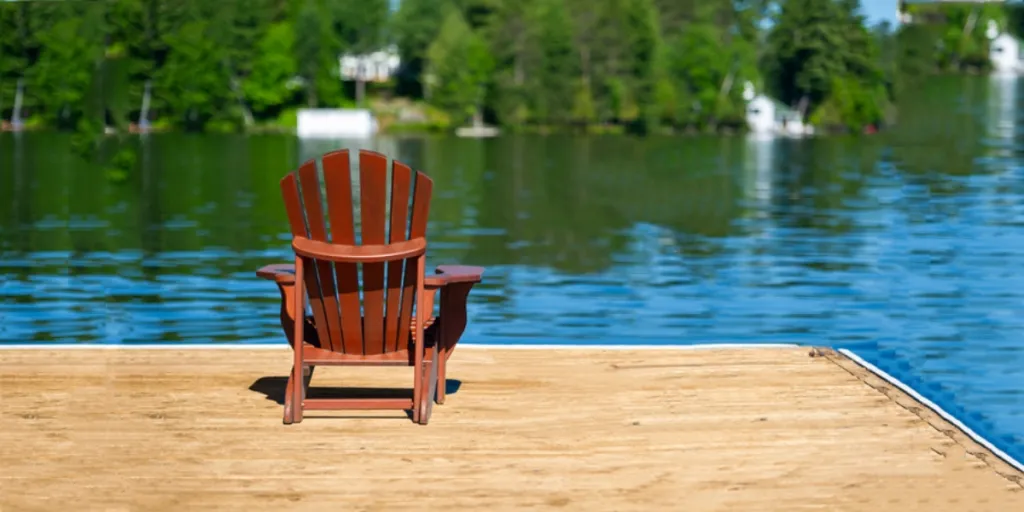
[256,149,484,425]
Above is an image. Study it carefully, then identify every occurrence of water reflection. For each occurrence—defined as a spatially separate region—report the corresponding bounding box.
[1,75,1023,464]
[2,131,888,343]
[742,134,774,205]
[987,74,1016,147]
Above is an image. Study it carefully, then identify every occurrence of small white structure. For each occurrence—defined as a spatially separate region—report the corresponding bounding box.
[743,82,812,137]
[745,95,776,135]
[339,45,401,83]
[296,109,378,139]
[988,21,1023,75]
[454,124,500,138]
[339,45,401,105]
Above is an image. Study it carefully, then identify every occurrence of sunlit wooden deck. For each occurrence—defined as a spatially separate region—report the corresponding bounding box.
[1,346,1021,511]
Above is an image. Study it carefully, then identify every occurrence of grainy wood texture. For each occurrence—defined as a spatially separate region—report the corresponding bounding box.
[1,347,1021,511]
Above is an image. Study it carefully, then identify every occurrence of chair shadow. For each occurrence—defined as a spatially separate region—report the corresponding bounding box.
[248,376,462,421]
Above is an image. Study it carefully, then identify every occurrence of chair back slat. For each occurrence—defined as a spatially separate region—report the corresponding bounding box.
[322,151,364,354]
[358,151,389,355]
[397,171,433,349]
[281,170,332,352]
[297,161,344,352]
[384,161,413,353]
[280,149,433,357]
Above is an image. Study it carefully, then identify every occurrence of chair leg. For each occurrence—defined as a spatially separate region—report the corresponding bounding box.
[411,364,422,424]
[418,373,430,425]
[436,345,448,405]
[283,368,295,425]
[282,364,313,425]
[419,348,438,425]
[291,362,305,424]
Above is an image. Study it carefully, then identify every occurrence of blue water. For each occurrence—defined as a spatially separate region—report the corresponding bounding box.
[1,76,1023,466]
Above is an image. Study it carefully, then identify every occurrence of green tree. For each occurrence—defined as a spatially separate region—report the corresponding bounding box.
[0,2,30,120]
[156,19,233,131]
[0,0,912,134]
[330,0,389,54]
[244,22,298,119]
[908,3,1005,71]
[485,1,533,125]
[564,0,663,126]
[531,0,578,125]
[487,0,578,127]
[104,0,161,125]
[106,0,225,127]
[623,0,662,132]
[656,2,759,129]
[427,10,494,125]
[392,0,454,97]
[1,1,105,130]
[666,25,728,127]
[294,0,342,107]
[206,0,283,128]
[763,0,887,130]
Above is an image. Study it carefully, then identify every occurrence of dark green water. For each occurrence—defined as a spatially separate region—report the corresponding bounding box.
[1,76,1023,464]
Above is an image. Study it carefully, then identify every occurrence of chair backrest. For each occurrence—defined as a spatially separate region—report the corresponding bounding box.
[279,149,433,356]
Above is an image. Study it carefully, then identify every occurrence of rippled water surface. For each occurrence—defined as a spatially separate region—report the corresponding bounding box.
[2,76,1023,464]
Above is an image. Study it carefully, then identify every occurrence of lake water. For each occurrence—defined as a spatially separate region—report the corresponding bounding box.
[2,76,1023,465]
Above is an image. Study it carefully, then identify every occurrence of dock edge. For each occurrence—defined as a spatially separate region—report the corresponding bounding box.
[837,348,1024,481]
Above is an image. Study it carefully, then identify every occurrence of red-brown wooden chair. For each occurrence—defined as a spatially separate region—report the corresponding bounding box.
[255,149,484,425]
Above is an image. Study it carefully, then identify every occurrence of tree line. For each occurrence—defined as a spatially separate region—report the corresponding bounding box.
[0,0,1009,137]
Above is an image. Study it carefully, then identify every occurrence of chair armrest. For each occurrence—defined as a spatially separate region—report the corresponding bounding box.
[256,264,296,284]
[425,265,484,288]
[259,262,481,287]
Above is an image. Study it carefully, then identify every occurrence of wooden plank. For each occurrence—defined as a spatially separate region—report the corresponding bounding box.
[297,161,342,353]
[321,150,363,355]
[281,170,333,352]
[384,160,413,353]
[1,347,1021,511]
[278,174,308,240]
[359,151,389,355]
[399,171,433,348]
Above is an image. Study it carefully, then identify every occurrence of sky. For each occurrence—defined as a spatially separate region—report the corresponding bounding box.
[861,0,898,27]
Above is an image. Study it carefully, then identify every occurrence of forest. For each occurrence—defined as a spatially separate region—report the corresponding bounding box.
[0,0,1018,136]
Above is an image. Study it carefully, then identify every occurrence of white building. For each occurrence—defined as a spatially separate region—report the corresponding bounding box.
[292,45,401,139]
[339,45,401,83]
[296,109,378,139]
[744,82,812,137]
[989,29,1022,75]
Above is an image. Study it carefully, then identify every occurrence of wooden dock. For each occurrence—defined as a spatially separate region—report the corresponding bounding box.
[1,346,1021,511]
